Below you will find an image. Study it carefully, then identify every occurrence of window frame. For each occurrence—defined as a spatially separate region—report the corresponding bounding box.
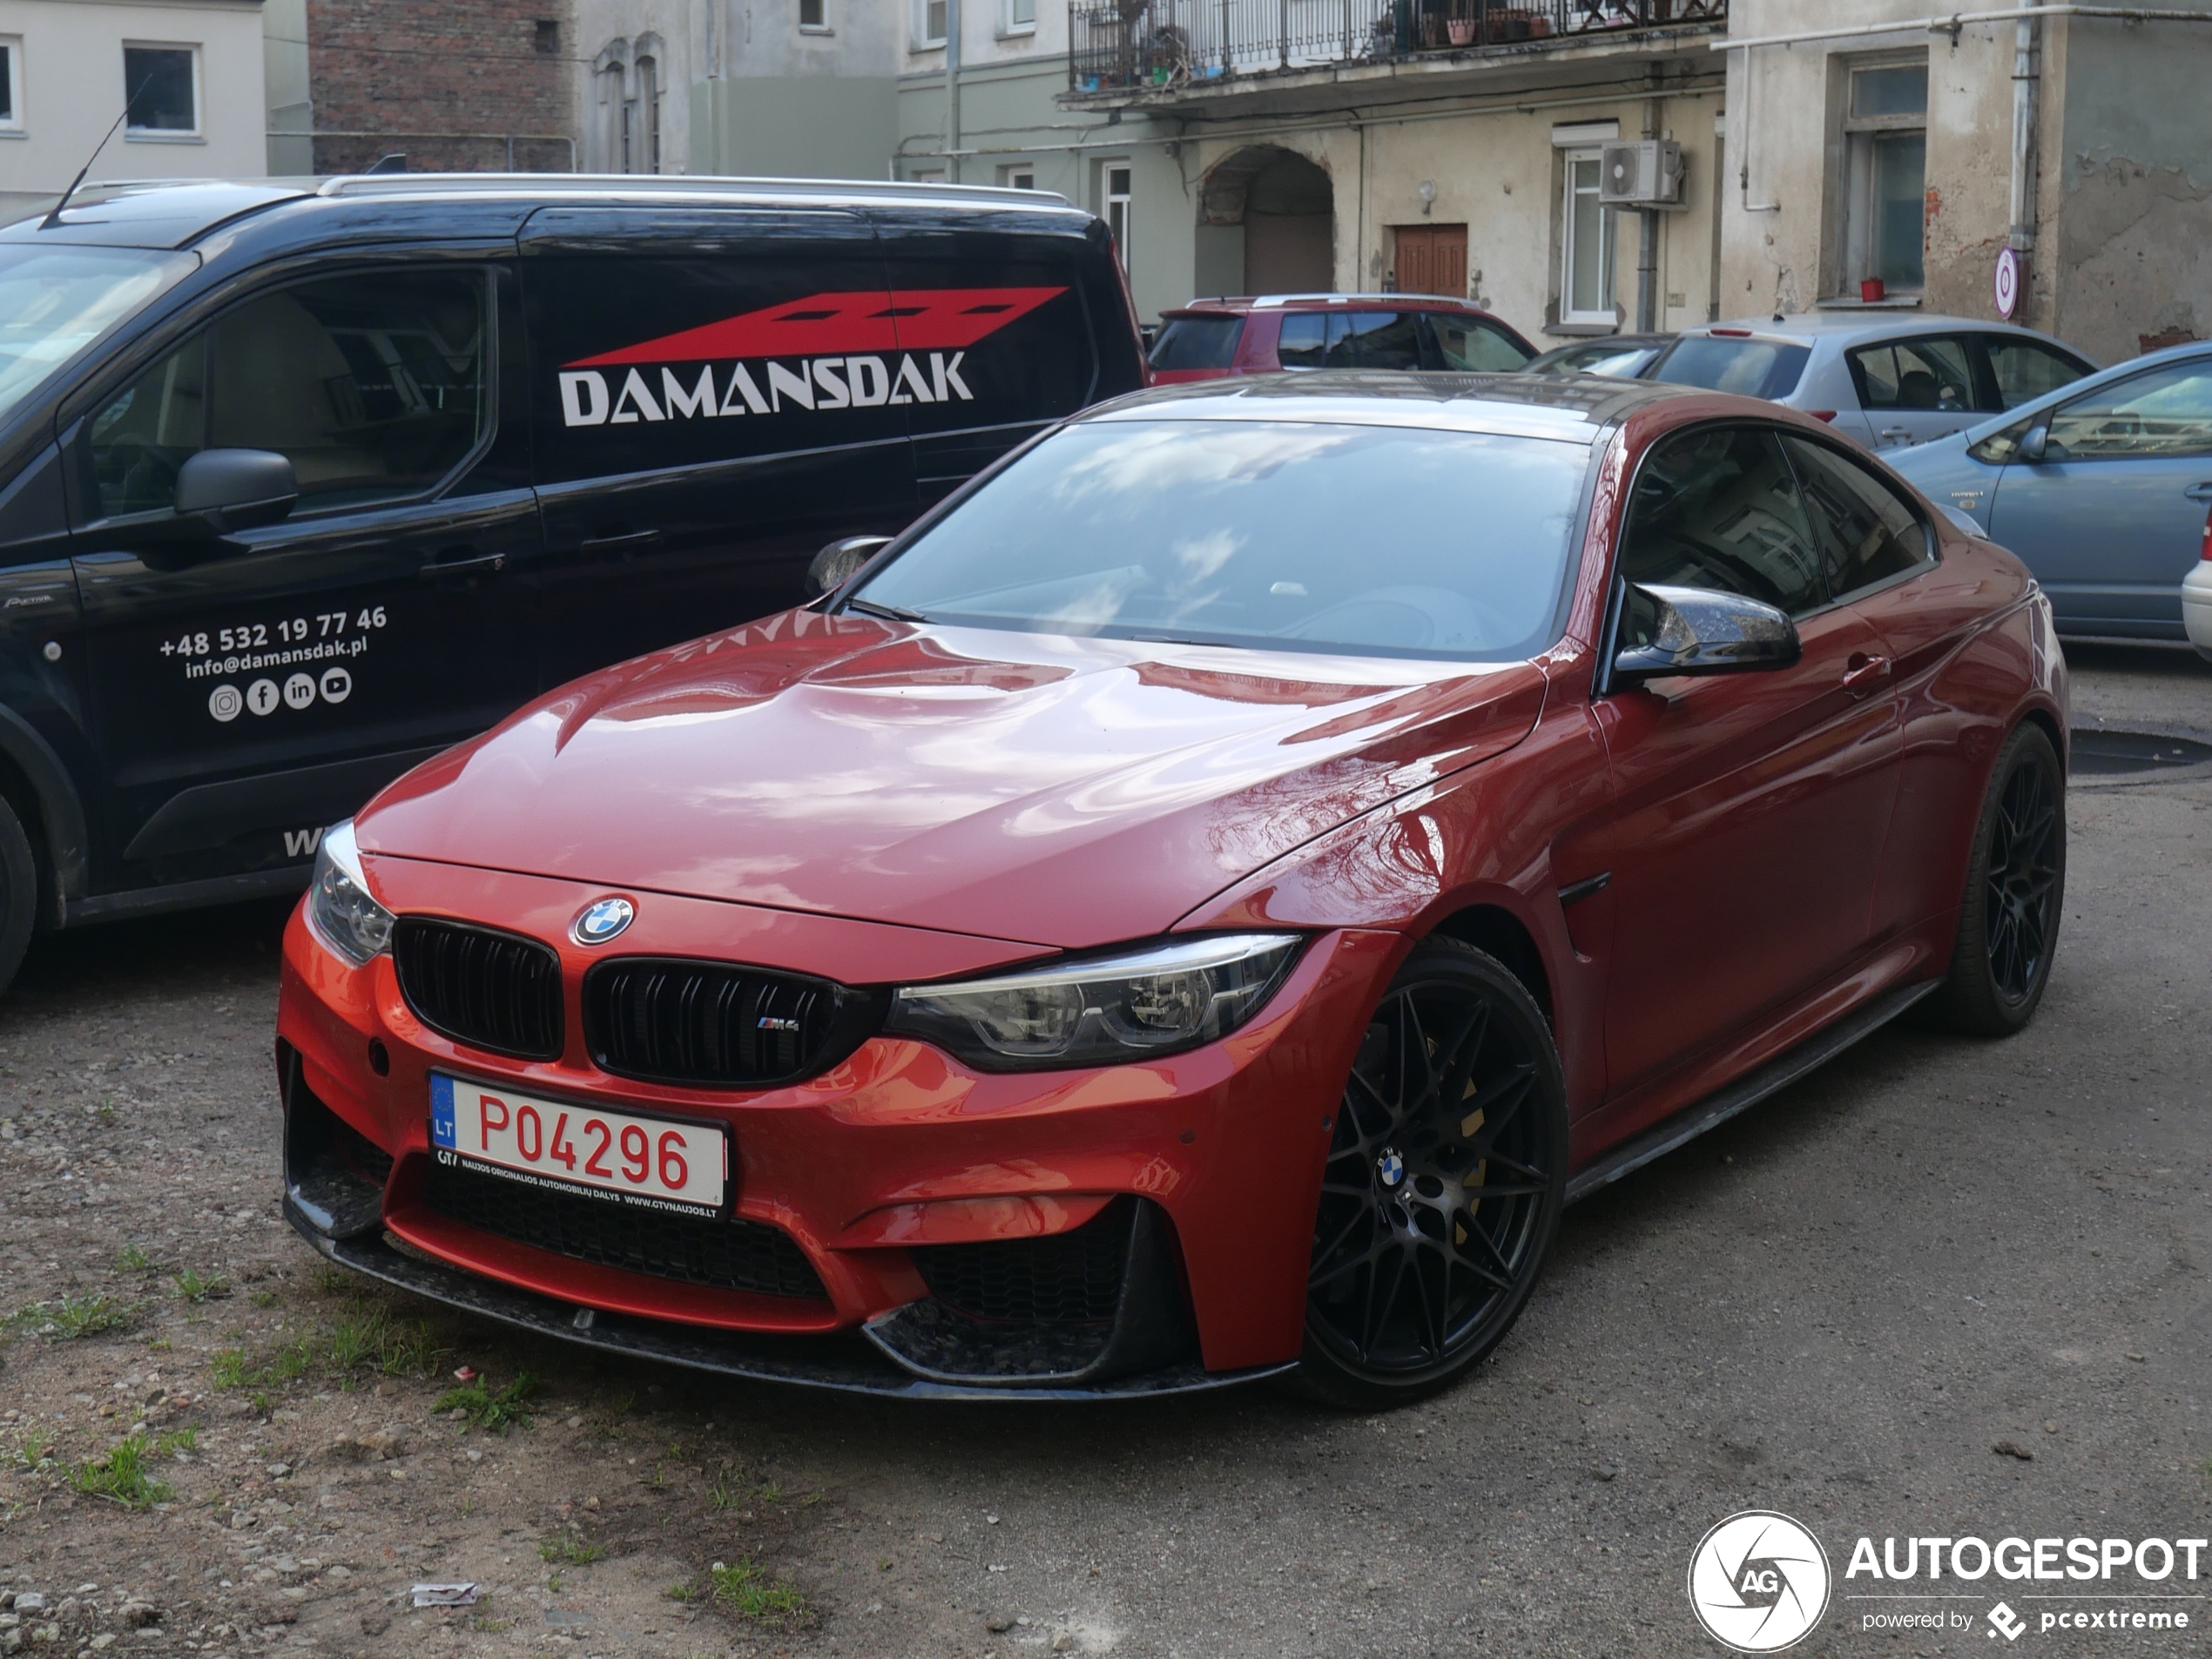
[1559,147,1616,328]
[799,0,830,31]
[1835,52,1929,297]
[1971,332,2093,414]
[121,41,201,140]
[69,264,500,531]
[1844,332,1977,416]
[1102,161,1133,273]
[2034,358,2212,464]
[0,37,23,133]
[1000,0,1037,37]
[998,163,1036,191]
[912,0,948,49]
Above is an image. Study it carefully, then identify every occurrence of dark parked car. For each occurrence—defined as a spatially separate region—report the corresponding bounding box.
[1146,294,1534,383]
[0,175,1145,993]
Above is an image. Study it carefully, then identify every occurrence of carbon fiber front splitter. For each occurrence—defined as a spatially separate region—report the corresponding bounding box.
[283,1200,1293,1402]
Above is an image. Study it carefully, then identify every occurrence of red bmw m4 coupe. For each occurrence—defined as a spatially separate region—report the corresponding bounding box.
[277,374,2067,1406]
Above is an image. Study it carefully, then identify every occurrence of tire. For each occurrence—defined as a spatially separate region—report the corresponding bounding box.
[1293,937,1568,1409]
[0,792,36,999]
[1929,721,2065,1037]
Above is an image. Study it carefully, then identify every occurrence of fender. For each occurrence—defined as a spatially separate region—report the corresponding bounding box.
[0,698,89,921]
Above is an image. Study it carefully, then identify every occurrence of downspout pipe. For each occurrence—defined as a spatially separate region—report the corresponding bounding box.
[947,0,963,185]
[2009,15,2040,321]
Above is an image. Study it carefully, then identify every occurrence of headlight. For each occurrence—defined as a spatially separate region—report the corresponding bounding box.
[886,934,1301,1071]
[306,819,395,966]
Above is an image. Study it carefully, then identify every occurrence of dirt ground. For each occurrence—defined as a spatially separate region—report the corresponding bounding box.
[1,650,2208,1659]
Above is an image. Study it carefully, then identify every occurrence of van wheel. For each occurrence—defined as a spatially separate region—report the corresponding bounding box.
[1930,722,2065,1036]
[1293,938,1568,1409]
[0,793,36,997]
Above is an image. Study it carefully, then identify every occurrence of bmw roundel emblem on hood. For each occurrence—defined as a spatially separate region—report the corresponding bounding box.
[572,897,635,946]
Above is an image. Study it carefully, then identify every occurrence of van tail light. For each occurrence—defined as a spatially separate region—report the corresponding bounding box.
[1806,410,1838,423]
[2202,505,2211,561]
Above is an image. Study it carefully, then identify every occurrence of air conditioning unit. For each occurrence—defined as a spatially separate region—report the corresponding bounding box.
[1599,139,1686,208]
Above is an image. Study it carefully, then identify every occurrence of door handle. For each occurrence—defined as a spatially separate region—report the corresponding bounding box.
[1876,427,1913,443]
[420,549,507,581]
[578,528,662,554]
[1841,652,1892,698]
[2183,482,2212,502]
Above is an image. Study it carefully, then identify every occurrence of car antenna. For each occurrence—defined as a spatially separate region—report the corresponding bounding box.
[40,83,147,231]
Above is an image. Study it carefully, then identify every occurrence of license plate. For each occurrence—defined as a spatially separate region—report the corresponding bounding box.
[429,1074,725,1217]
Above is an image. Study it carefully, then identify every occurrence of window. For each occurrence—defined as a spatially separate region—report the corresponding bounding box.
[0,38,21,132]
[2039,361,2212,462]
[1148,315,1243,373]
[1650,336,1812,400]
[1619,426,1824,617]
[1002,0,1036,32]
[854,419,1591,662]
[637,56,662,173]
[1103,165,1133,273]
[1981,336,2090,411]
[998,164,1035,191]
[124,44,197,136]
[799,0,827,30]
[534,19,562,54]
[1781,435,1931,599]
[1848,335,1973,413]
[87,271,486,521]
[1426,314,1533,372]
[1841,59,1928,293]
[1560,149,1615,327]
[0,246,193,428]
[1275,313,1332,369]
[914,0,948,46]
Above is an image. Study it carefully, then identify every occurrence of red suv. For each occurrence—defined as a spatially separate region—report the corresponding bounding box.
[1147,294,1536,383]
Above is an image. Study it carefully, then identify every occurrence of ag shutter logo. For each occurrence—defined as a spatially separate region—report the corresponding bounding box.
[1689,1511,1833,1653]
[555,287,1064,429]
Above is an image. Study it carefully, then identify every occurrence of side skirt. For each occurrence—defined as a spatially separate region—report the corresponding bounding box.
[1564,979,1938,1205]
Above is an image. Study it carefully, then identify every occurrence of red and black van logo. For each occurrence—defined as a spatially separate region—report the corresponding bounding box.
[556,286,1064,427]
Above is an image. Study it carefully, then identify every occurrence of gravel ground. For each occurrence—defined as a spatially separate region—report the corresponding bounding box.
[0,654,2206,1659]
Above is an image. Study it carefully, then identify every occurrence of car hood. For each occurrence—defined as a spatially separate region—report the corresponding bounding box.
[360,609,1547,949]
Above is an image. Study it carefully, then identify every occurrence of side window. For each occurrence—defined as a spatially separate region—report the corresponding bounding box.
[1782,434,1931,597]
[1847,334,1973,412]
[1618,426,1824,617]
[1424,314,1531,372]
[2042,359,2212,461]
[1979,335,2089,411]
[1275,313,1335,369]
[1340,311,1423,370]
[85,270,486,521]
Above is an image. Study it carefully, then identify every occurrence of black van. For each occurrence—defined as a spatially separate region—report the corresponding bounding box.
[0,176,1145,991]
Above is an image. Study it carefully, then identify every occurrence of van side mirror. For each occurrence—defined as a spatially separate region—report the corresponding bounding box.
[2016,421,2050,464]
[806,534,893,597]
[1611,583,1801,685]
[175,448,298,535]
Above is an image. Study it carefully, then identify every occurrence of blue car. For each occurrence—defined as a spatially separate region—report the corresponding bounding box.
[1888,341,2212,642]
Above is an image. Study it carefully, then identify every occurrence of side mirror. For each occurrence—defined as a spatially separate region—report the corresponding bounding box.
[2016,421,2050,464]
[806,534,893,597]
[175,448,298,534]
[1611,583,1801,685]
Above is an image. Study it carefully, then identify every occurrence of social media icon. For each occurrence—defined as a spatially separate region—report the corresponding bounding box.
[246,678,280,717]
[208,685,242,723]
[283,672,316,710]
[320,666,353,705]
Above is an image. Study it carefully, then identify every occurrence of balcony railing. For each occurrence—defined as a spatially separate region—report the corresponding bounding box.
[1069,0,1725,93]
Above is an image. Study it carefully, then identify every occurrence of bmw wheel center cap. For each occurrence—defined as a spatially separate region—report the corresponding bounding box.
[1376,1148,1405,1188]
[572,896,635,946]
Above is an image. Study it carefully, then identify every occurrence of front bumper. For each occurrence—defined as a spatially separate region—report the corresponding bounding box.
[276,860,1402,1395]
[2183,560,2212,661]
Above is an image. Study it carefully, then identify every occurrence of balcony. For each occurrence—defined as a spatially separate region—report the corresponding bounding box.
[1066,0,1726,106]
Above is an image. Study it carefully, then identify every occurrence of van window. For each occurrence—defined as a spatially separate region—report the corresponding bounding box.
[1150,315,1242,372]
[0,245,195,428]
[87,270,486,520]
[1650,336,1812,400]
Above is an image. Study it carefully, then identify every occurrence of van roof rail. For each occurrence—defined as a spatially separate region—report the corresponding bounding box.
[313,172,1071,209]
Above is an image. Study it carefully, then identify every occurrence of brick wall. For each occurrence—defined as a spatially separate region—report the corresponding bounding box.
[307,0,577,174]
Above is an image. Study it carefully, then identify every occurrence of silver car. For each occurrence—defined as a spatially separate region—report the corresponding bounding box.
[1645,312,2095,453]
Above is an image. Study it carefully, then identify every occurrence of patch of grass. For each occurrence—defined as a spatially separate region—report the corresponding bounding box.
[170,1268,230,1303]
[310,1265,350,1295]
[707,1478,743,1512]
[470,1618,509,1634]
[545,1569,564,1594]
[249,1290,280,1309]
[664,1581,702,1603]
[161,1426,199,1456]
[707,1560,813,1629]
[207,1308,441,1404]
[13,1429,53,1469]
[209,1349,248,1389]
[116,1243,157,1273]
[539,1533,604,1567]
[69,1433,193,1509]
[755,1481,784,1503]
[435,1372,536,1435]
[11,1292,139,1341]
[604,1389,636,1417]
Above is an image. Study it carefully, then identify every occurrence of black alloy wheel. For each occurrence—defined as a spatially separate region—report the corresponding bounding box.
[1298,938,1567,1407]
[0,792,37,999]
[1932,721,2066,1036]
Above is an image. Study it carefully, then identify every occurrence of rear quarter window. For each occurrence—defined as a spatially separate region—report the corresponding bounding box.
[1149,315,1243,372]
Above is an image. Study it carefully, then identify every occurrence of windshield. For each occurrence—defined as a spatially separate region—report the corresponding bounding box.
[1651,335,1811,400]
[851,418,1590,661]
[0,245,196,428]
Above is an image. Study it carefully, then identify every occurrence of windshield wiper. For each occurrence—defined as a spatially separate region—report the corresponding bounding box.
[844,597,927,624]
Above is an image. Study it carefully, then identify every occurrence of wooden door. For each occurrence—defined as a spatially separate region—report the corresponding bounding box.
[1393,224,1467,299]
